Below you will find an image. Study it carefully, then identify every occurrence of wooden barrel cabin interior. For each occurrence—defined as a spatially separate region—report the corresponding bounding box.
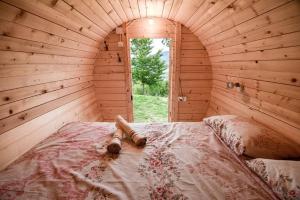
[0,0,299,199]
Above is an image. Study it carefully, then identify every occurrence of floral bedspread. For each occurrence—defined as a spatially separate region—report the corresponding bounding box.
[0,122,277,199]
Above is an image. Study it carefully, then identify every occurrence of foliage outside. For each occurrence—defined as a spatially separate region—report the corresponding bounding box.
[161,38,171,48]
[131,38,167,95]
[133,81,168,97]
[130,38,169,122]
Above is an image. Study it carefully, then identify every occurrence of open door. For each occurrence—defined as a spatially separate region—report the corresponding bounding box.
[124,19,181,122]
[128,38,170,122]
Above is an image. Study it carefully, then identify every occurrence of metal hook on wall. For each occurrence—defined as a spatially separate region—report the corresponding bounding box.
[226,81,244,92]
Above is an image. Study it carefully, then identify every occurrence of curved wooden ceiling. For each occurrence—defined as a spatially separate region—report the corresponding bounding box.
[4,0,297,52]
[56,0,263,45]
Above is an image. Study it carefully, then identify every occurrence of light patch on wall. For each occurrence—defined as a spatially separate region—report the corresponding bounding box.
[148,19,154,25]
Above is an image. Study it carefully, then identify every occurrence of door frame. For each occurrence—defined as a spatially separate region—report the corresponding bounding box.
[124,18,181,122]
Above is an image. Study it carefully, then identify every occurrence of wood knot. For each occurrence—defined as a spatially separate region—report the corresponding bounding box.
[255,60,258,63]
[2,32,9,37]
[79,27,83,32]
[9,109,13,114]
[3,97,10,101]
[117,53,122,63]
[104,41,109,51]
[291,78,297,83]
[227,4,234,9]
[61,85,64,89]
[51,0,59,6]
[42,89,48,94]
[15,10,25,19]
[19,113,28,120]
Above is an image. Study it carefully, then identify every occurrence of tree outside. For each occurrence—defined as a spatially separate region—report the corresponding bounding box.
[131,38,167,95]
[130,38,170,122]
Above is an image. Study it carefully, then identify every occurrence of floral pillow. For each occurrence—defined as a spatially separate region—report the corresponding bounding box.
[246,158,300,200]
[203,115,237,134]
[204,115,300,159]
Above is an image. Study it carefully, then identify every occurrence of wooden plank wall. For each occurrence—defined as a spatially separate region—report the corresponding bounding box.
[178,26,212,121]
[170,22,180,122]
[0,0,102,170]
[94,29,129,122]
[94,18,212,122]
[1,0,299,168]
[94,18,177,122]
[200,0,300,142]
[126,18,176,38]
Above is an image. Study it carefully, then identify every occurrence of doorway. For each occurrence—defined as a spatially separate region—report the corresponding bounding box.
[129,38,170,122]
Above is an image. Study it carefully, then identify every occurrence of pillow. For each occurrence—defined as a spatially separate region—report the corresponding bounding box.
[246,158,300,200]
[204,115,300,159]
[203,115,236,134]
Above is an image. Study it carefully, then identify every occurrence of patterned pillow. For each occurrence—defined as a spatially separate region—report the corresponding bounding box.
[204,115,300,159]
[246,159,300,200]
[203,115,237,134]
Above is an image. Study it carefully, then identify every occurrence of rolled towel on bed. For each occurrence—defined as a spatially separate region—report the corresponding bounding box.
[107,128,123,154]
[116,115,147,146]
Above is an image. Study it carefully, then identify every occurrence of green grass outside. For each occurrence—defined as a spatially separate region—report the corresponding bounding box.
[133,95,168,122]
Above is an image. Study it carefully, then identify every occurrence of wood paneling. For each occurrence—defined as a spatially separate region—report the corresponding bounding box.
[94,26,129,122]
[0,91,99,170]
[126,18,176,38]
[201,0,300,143]
[0,0,101,170]
[169,21,180,121]
[94,19,212,122]
[177,25,211,121]
[80,0,299,139]
[1,0,299,169]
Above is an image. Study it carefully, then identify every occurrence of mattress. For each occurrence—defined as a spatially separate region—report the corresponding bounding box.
[0,122,277,199]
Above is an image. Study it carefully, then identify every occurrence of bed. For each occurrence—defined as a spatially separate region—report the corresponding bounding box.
[0,121,279,199]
